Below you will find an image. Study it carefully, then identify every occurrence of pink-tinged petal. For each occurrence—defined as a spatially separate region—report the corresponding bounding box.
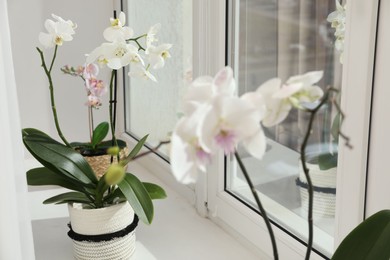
[170,133,199,184]
[197,104,218,153]
[242,129,266,160]
[170,116,211,184]
[220,97,260,137]
[215,130,237,155]
[212,66,235,96]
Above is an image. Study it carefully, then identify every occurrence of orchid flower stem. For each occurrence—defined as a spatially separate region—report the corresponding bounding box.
[88,106,94,142]
[120,140,171,167]
[109,70,118,149]
[132,141,170,161]
[300,87,339,260]
[36,47,71,148]
[234,151,279,260]
[128,34,147,51]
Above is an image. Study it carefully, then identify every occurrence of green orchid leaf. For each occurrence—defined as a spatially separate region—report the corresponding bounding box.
[22,128,98,185]
[27,167,94,195]
[43,192,92,205]
[103,188,126,204]
[142,182,167,200]
[98,139,127,149]
[332,210,390,260]
[70,142,91,149]
[331,112,342,142]
[318,153,338,170]
[118,173,154,225]
[121,135,148,166]
[91,122,109,148]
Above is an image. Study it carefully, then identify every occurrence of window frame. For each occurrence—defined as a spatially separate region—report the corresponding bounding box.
[206,0,380,259]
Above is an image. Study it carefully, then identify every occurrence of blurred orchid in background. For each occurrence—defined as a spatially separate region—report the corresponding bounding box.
[327,0,346,63]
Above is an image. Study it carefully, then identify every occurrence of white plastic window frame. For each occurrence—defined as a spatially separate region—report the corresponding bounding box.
[205,0,380,259]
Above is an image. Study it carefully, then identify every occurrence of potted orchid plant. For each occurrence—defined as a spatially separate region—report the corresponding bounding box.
[24,12,171,259]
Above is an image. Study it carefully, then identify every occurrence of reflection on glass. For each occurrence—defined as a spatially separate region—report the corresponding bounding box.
[125,0,192,157]
[226,0,342,256]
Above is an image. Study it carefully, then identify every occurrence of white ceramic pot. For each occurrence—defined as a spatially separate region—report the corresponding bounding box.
[67,202,138,260]
[297,162,337,218]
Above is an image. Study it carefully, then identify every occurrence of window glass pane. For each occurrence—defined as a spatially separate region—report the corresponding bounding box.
[226,0,343,256]
[125,0,193,157]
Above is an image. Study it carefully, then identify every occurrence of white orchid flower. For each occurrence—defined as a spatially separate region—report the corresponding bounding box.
[281,71,324,106]
[170,113,212,184]
[128,64,157,82]
[256,78,291,127]
[146,43,172,69]
[146,23,161,48]
[257,71,324,127]
[327,0,346,63]
[39,15,76,48]
[87,41,143,70]
[198,95,266,159]
[51,14,77,30]
[182,66,236,115]
[103,11,134,42]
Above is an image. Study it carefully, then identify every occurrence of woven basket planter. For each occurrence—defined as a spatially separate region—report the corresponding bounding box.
[296,162,337,218]
[83,147,128,178]
[68,202,138,260]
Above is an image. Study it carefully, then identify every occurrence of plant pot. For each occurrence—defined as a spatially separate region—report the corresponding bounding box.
[67,202,138,260]
[82,147,128,178]
[296,162,337,218]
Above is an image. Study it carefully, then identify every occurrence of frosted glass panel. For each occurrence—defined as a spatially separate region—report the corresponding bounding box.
[125,0,192,156]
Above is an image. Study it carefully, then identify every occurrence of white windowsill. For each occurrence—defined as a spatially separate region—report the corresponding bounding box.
[28,160,260,260]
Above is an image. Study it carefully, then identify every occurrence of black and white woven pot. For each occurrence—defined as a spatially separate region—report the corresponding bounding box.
[67,202,138,260]
[296,162,337,218]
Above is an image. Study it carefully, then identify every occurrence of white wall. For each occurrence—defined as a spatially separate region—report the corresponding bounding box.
[7,0,114,151]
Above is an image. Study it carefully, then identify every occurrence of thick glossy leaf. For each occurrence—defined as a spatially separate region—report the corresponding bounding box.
[91,122,109,148]
[121,135,148,166]
[332,210,390,260]
[118,173,154,224]
[43,192,92,205]
[27,167,94,195]
[22,128,98,185]
[142,182,167,200]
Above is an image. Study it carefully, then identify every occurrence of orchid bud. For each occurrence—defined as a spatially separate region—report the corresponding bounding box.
[107,146,120,156]
[105,164,125,185]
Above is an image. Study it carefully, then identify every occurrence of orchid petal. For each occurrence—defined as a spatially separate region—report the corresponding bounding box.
[242,129,267,160]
